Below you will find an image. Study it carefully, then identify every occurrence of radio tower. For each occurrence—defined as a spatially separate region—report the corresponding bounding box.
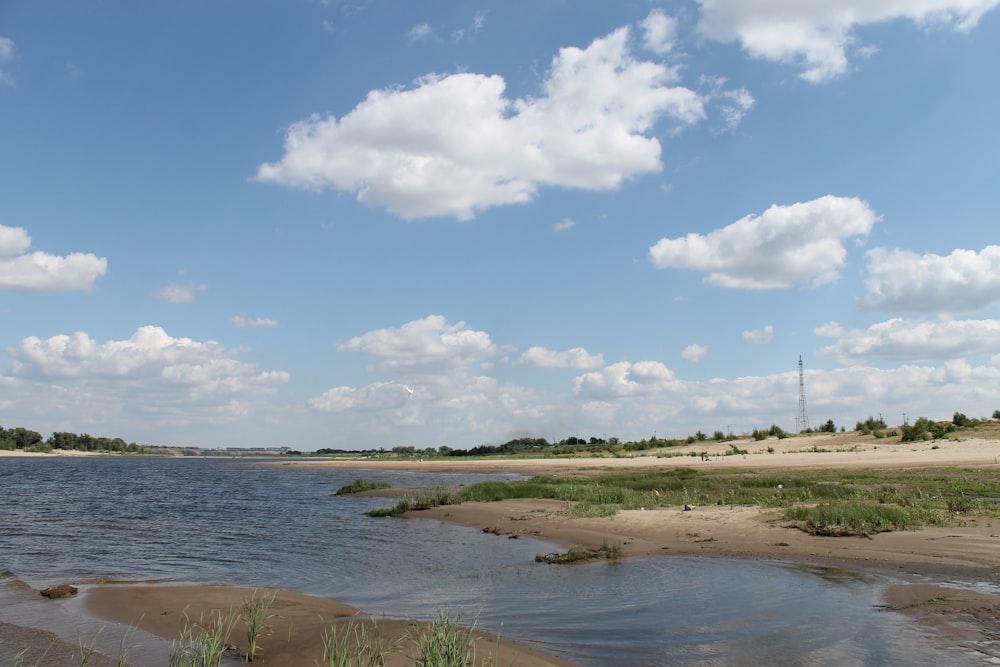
[796,355,810,433]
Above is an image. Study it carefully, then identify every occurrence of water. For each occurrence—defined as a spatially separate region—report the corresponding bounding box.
[0,457,989,665]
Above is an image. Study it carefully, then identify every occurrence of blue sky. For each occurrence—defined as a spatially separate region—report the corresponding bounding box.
[2,1,999,450]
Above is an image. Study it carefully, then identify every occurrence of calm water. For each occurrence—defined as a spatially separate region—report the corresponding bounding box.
[0,457,990,665]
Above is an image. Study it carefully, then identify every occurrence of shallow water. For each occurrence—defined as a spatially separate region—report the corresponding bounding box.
[0,457,991,665]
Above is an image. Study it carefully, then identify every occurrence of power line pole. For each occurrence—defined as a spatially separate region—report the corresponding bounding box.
[796,355,809,433]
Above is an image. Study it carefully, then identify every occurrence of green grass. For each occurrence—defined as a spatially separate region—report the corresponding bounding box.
[536,541,625,564]
[241,589,276,662]
[362,465,1000,533]
[784,502,943,537]
[335,479,392,495]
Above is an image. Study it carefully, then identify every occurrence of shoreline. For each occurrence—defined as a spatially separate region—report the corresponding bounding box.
[6,433,1000,663]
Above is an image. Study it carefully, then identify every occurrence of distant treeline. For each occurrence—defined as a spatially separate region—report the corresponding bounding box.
[0,426,142,453]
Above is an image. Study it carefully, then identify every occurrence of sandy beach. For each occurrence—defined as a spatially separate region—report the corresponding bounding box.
[7,432,1000,664]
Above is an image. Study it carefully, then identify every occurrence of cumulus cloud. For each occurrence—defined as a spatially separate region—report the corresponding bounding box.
[861,246,1000,313]
[158,282,206,303]
[337,315,500,373]
[0,224,108,293]
[695,0,1000,82]
[7,325,289,390]
[641,9,679,54]
[742,325,774,344]
[231,316,279,328]
[815,317,1000,363]
[553,217,576,232]
[682,344,708,362]
[256,23,707,220]
[308,381,406,412]
[649,195,877,289]
[575,360,679,398]
[518,346,604,370]
[0,37,15,87]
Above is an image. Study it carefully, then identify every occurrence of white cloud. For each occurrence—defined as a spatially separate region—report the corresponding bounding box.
[649,195,877,289]
[862,246,1000,313]
[6,325,289,399]
[2,326,290,442]
[256,25,707,220]
[336,315,500,373]
[682,344,708,362]
[700,75,755,130]
[816,317,1000,363]
[231,316,279,328]
[553,217,576,231]
[408,22,433,41]
[0,37,15,87]
[575,360,679,398]
[641,9,678,54]
[742,325,774,344]
[158,282,206,303]
[0,224,108,293]
[696,0,1000,82]
[518,346,604,370]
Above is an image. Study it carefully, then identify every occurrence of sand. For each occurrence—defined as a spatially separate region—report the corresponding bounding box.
[9,432,1000,664]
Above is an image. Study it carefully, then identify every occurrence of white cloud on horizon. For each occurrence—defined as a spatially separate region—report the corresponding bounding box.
[256,19,713,220]
[862,245,1000,313]
[0,224,108,293]
[648,195,877,289]
[695,0,1000,82]
[815,317,1000,363]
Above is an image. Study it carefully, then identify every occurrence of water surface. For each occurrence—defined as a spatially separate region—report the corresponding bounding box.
[0,457,988,665]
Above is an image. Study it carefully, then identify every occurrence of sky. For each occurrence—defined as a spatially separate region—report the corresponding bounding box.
[1,1,999,451]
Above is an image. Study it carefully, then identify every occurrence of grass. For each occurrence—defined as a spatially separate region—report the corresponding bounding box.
[410,609,497,667]
[321,615,399,667]
[168,607,239,667]
[361,465,1000,537]
[784,502,942,537]
[536,541,625,564]
[241,588,276,662]
[335,479,392,495]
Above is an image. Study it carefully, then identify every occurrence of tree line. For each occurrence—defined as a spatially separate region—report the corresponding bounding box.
[0,425,142,453]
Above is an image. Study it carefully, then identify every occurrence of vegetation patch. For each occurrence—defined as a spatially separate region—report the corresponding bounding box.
[783,502,942,537]
[536,541,624,564]
[335,479,392,495]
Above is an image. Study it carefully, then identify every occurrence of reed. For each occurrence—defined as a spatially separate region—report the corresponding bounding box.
[321,615,398,667]
[168,607,238,667]
[242,588,276,662]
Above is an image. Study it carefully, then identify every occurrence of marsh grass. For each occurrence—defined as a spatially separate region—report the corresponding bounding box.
[169,607,238,667]
[336,479,392,495]
[411,609,493,667]
[536,541,624,564]
[784,502,941,537]
[321,615,399,667]
[363,465,1000,534]
[241,588,276,662]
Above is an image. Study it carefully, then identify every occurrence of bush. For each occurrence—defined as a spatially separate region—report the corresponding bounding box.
[900,417,953,442]
[855,416,887,435]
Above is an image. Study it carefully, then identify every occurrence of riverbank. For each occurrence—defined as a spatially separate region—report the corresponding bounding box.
[6,432,1000,663]
[284,432,1000,658]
